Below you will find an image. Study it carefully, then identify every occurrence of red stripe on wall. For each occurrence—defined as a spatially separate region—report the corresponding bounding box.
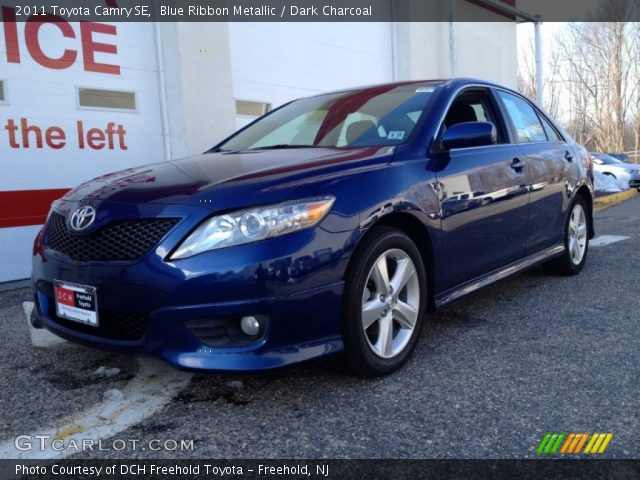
[0,188,70,228]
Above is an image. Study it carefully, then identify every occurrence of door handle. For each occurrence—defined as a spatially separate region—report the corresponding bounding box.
[510,157,524,172]
[564,151,574,162]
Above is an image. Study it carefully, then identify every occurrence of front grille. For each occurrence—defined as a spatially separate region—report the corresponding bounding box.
[45,212,178,262]
[47,298,149,340]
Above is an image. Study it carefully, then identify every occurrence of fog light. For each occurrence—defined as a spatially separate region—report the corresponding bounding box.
[240,316,260,336]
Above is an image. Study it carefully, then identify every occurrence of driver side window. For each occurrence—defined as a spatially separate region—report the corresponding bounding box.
[442,90,505,143]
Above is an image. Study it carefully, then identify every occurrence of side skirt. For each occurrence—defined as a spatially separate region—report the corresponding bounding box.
[434,243,565,308]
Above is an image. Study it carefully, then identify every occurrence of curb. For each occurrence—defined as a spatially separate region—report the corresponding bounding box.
[594,188,638,212]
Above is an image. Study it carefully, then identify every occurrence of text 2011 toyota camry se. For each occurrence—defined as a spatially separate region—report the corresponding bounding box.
[31,78,594,376]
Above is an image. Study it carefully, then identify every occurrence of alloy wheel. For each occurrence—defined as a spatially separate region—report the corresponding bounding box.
[361,249,420,359]
[568,203,587,265]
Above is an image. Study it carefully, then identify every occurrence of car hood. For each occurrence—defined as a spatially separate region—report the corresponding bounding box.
[61,147,395,211]
[595,161,640,170]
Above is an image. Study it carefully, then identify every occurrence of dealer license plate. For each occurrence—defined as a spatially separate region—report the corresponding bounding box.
[54,280,99,327]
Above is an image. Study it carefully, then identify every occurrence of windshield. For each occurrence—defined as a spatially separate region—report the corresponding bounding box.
[217,83,441,151]
[592,153,622,165]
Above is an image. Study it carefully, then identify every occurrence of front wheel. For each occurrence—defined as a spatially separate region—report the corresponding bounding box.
[342,227,428,376]
[544,196,589,275]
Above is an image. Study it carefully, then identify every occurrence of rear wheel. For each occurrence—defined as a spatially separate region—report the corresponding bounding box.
[544,196,589,275]
[342,227,427,376]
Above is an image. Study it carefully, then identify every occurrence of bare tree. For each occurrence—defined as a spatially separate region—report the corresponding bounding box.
[517,30,561,119]
[518,4,640,161]
[553,21,639,154]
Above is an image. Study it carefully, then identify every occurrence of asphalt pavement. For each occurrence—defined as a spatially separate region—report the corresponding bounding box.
[1,195,638,460]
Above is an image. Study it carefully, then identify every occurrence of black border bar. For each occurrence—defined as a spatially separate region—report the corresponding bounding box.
[1,0,640,22]
[2,459,640,480]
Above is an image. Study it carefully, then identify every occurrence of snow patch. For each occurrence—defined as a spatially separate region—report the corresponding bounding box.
[93,366,121,378]
[103,388,125,402]
[594,170,630,192]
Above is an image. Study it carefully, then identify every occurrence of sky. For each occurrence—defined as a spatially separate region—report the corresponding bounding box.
[516,22,570,119]
[516,21,566,69]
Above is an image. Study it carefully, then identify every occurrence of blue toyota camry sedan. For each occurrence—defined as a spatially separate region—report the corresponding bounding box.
[31,78,594,376]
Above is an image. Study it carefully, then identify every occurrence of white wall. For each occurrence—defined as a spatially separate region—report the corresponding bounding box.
[396,21,517,88]
[227,22,395,120]
[456,22,517,87]
[395,22,450,81]
[159,22,237,158]
[0,22,164,192]
[0,21,164,282]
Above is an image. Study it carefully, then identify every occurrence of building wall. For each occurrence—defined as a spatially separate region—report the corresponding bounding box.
[159,22,237,159]
[0,19,165,282]
[395,22,517,87]
[228,22,395,128]
[166,20,518,158]
[456,22,517,87]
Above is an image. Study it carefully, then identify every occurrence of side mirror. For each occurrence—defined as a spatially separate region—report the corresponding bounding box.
[441,122,497,150]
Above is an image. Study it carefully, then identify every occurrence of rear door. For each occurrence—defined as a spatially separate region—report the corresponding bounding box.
[434,88,529,290]
[495,90,574,254]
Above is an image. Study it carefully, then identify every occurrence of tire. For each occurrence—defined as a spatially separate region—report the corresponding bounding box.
[543,196,590,276]
[341,227,428,376]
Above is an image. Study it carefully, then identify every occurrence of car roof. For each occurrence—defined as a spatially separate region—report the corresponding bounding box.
[304,78,515,100]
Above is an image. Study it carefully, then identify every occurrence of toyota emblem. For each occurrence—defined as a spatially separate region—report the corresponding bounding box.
[69,206,96,231]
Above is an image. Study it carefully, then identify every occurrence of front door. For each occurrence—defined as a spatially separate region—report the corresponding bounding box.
[434,89,530,290]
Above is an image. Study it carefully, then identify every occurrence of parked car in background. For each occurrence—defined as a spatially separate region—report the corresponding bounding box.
[31,78,595,376]
[591,153,640,190]
[607,152,630,163]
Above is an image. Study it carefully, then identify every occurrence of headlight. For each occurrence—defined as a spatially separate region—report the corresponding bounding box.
[170,196,335,259]
[625,169,635,174]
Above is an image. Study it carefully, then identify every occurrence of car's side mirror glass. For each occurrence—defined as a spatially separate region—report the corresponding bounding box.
[441,121,497,150]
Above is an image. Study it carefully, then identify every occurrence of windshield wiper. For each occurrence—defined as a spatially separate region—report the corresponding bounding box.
[248,144,315,150]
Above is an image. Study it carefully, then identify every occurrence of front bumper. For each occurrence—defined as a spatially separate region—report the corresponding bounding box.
[32,201,359,371]
[32,281,344,371]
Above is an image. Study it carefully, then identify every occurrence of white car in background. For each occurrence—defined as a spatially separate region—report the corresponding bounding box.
[591,153,640,191]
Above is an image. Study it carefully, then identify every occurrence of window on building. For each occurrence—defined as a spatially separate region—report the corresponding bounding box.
[236,100,271,117]
[0,80,5,103]
[78,88,136,110]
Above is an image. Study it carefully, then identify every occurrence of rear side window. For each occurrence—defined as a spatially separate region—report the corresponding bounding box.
[537,112,562,142]
[497,91,546,143]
